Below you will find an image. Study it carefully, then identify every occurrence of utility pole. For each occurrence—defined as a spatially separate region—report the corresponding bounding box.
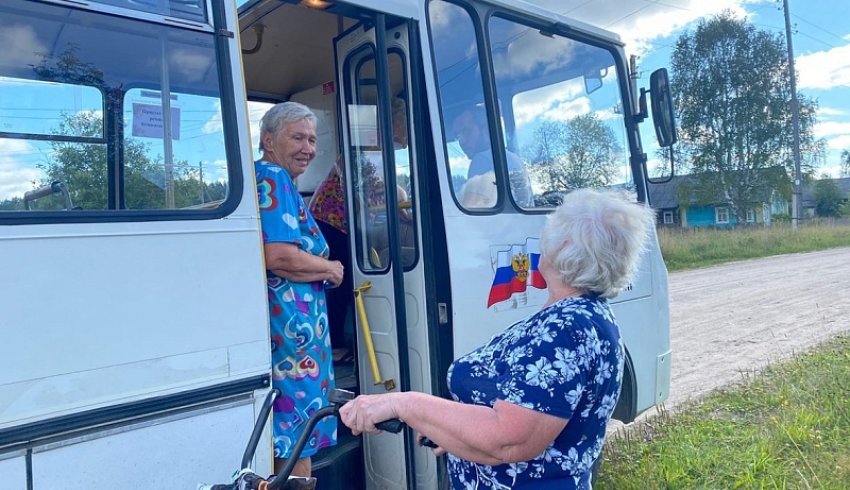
[782,0,803,231]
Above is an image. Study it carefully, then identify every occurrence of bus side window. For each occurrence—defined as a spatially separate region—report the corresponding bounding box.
[428,1,499,212]
[0,78,106,211]
[0,0,235,217]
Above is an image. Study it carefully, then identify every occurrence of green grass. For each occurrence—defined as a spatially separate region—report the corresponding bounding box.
[597,336,850,489]
[658,221,850,272]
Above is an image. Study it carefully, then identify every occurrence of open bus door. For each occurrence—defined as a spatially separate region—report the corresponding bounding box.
[334,14,438,490]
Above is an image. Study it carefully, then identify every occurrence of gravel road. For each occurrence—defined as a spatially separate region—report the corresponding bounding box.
[664,246,850,410]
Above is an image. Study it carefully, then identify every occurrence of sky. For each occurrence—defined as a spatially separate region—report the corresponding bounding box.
[524,0,850,177]
[235,0,849,178]
[4,0,845,204]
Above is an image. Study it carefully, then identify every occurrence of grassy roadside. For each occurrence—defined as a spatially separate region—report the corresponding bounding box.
[596,336,850,489]
[658,221,850,272]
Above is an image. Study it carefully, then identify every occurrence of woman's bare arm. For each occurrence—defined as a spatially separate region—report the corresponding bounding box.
[264,242,344,286]
[340,391,567,465]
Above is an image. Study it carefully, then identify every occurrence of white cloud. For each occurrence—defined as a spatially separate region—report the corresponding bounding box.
[447,143,470,177]
[427,0,460,30]
[246,100,276,153]
[524,1,775,61]
[813,121,850,151]
[204,100,272,153]
[513,79,585,126]
[201,159,229,183]
[818,107,848,118]
[814,121,850,139]
[826,134,850,151]
[0,24,47,67]
[0,139,45,201]
[202,100,223,135]
[817,164,843,178]
[545,97,592,121]
[528,0,755,58]
[796,44,850,90]
[169,48,213,84]
[492,28,578,82]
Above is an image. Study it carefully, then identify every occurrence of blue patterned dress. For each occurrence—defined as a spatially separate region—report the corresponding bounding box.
[446,294,624,489]
[256,160,337,459]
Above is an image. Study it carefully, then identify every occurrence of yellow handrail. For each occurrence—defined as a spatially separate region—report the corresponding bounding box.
[353,281,395,391]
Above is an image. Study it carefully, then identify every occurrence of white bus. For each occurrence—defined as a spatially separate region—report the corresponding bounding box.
[0,0,674,488]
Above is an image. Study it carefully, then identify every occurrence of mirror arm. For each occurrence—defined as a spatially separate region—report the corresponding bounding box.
[633,87,649,123]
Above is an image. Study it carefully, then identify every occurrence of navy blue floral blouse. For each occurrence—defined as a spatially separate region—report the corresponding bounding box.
[446,294,624,489]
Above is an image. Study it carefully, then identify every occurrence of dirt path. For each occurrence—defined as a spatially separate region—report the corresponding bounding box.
[664,246,850,410]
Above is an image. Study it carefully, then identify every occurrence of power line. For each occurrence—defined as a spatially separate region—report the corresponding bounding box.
[605,1,656,29]
[750,22,840,50]
[790,12,848,44]
[794,30,840,50]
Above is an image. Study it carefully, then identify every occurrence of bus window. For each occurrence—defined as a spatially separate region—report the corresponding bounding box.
[344,48,418,271]
[488,15,630,209]
[428,0,500,212]
[0,78,106,210]
[0,0,236,217]
[246,101,276,158]
[93,0,207,23]
[123,89,228,209]
[344,46,386,272]
[387,52,418,270]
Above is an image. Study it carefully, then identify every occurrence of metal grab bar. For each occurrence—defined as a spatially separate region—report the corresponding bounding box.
[23,181,74,210]
[353,281,395,391]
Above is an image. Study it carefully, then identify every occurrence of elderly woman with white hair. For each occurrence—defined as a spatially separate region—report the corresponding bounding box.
[340,188,656,489]
[256,101,344,477]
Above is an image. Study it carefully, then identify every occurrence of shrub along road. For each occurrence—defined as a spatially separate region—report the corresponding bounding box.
[664,246,850,410]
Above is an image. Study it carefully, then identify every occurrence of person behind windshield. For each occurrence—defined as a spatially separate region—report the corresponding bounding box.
[339,188,655,489]
[256,101,342,478]
[452,105,533,208]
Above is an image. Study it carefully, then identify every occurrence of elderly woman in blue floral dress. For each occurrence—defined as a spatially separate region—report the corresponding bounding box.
[340,188,656,489]
[256,101,344,478]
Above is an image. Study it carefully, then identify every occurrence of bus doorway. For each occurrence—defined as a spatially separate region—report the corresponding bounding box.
[239,2,441,489]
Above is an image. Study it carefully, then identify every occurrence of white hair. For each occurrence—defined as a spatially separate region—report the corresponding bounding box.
[540,188,657,298]
[259,101,317,151]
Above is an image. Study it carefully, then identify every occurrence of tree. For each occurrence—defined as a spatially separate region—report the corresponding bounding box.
[671,11,821,223]
[11,112,224,210]
[812,177,844,217]
[522,114,621,193]
[40,111,114,210]
[841,149,850,178]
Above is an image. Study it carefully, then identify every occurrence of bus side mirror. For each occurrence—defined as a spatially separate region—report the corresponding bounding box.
[649,68,677,148]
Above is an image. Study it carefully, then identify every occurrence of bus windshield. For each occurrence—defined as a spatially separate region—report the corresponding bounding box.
[429,1,632,211]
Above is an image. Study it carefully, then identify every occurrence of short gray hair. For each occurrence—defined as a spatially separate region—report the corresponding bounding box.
[540,188,656,298]
[259,101,317,151]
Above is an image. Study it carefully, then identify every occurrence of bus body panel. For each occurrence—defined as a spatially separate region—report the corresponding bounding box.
[30,398,259,489]
[0,219,269,425]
